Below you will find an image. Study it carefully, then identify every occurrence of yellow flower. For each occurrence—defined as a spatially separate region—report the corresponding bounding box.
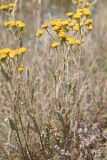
[55,20,62,27]
[41,23,48,29]
[8,3,15,11]
[77,9,84,13]
[85,2,92,7]
[61,20,69,26]
[18,65,24,73]
[0,5,8,10]
[0,53,7,60]
[73,24,80,31]
[51,42,59,48]
[19,23,26,28]
[4,21,10,27]
[9,3,15,8]
[75,39,81,45]
[85,18,93,25]
[18,48,28,54]
[0,49,8,60]
[66,12,74,17]
[78,0,84,3]
[2,48,11,55]
[69,20,77,27]
[74,12,83,19]
[88,25,93,30]
[9,20,16,27]
[16,21,26,28]
[58,30,66,40]
[0,3,15,12]
[36,30,44,37]
[83,8,91,16]
[50,20,57,26]
[9,50,17,57]
[53,26,60,32]
[66,37,75,45]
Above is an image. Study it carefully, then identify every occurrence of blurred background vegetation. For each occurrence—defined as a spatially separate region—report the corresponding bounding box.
[0,0,107,159]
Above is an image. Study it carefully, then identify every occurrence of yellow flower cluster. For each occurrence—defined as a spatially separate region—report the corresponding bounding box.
[0,48,11,60]
[4,20,26,29]
[0,48,28,60]
[66,37,81,45]
[0,3,15,12]
[36,0,93,49]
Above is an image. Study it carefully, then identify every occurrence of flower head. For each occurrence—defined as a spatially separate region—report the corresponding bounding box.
[73,24,80,31]
[83,8,91,16]
[66,12,74,17]
[88,25,93,30]
[51,42,59,48]
[16,21,26,28]
[74,12,83,19]
[18,48,28,55]
[0,5,8,10]
[61,20,69,27]
[69,20,77,27]
[53,26,60,32]
[66,37,75,45]
[0,53,7,60]
[50,20,58,26]
[18,65,24,73]
[85,2,92,7]
[75,39,81,45]
[58,30,66,40]
[36,30,44,37]
[41,23,48,29]
[9,50,17,57]
[85,18,93,25]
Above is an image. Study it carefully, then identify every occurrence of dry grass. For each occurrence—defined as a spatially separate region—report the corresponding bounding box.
[0,0,107,160]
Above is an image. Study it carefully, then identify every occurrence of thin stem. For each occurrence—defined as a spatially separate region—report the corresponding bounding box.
[46,29,55,41]
[15,128,26,160]
[18,114,33,160]
[77,47,81,95]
